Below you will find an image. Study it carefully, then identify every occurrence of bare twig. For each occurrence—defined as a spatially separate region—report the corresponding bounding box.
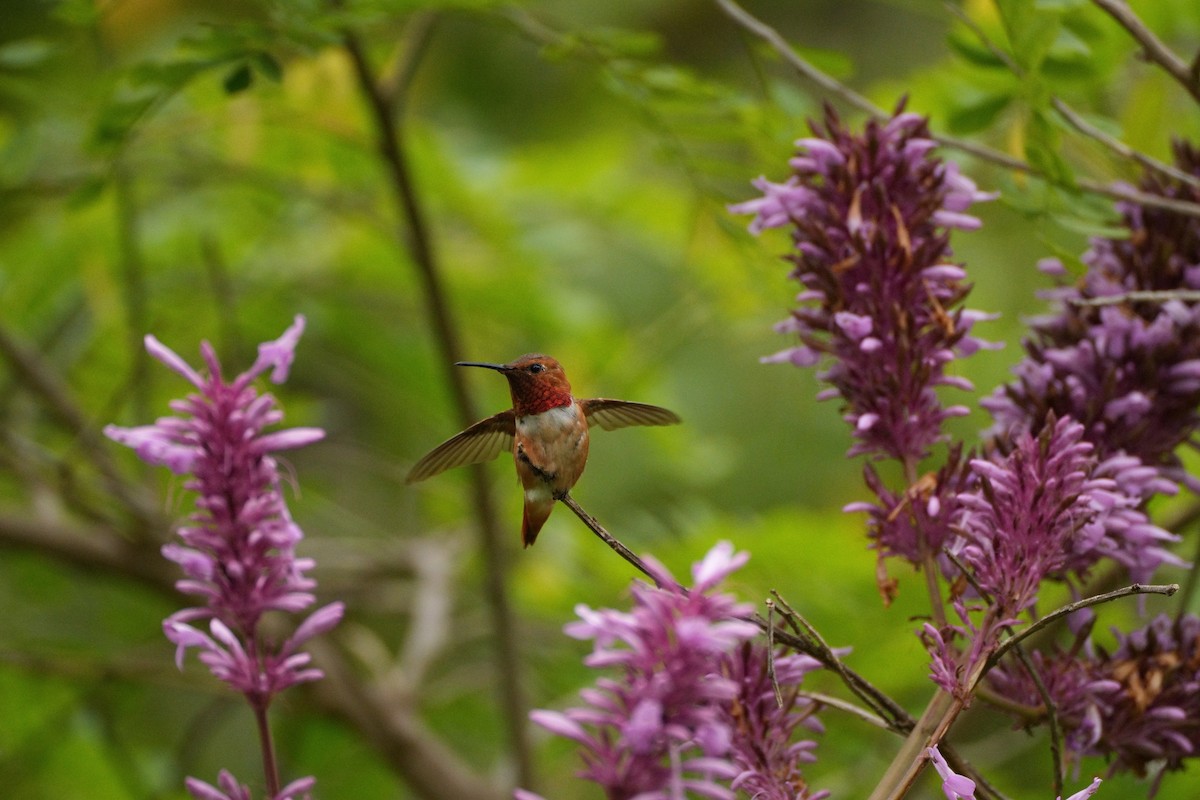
[987,583,1178,668]
[715,0,1200,219]
[715,0,885,118]
[341,22,533,785]
[0,322,158,531]
[558,492,684,591]
[769,590,898,725]
[1068,289,1200,307]
[1091,0,1200,103]
[1011,643,1064,798]
[765,598,784,708]
[798,690,889,729]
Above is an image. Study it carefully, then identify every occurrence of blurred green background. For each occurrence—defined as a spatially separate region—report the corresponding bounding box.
[2,0,1199,797]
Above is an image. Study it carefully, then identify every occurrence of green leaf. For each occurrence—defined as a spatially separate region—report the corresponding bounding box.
[1024,108,1075,186]
[947,91,1013,135]
[996,0,1063,72]
[947,29,1008,70]
[91,92,159,147]
[223,62,254,94]
[252,51,283,83]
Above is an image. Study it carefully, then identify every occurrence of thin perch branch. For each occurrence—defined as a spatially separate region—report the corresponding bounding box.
[559,493,684,591]
[1012,643,1064,798]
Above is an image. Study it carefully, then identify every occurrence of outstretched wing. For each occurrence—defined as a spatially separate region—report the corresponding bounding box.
[581,399,681,431]
[406,410,516,483]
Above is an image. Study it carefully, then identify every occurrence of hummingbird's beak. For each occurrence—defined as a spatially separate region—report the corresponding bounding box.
[455,361,509,372]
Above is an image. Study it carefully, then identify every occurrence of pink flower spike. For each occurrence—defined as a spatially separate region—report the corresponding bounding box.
[530,710,592,745]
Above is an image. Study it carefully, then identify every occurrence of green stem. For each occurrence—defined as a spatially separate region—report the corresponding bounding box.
[251,694,280,796]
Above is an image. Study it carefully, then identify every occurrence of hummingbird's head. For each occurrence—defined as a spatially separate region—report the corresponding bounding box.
[456,354,573,416]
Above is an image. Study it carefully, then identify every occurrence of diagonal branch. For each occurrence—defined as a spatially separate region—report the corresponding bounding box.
[340,22,533,787]
[0,321,159,531]
[987,582,1178,668]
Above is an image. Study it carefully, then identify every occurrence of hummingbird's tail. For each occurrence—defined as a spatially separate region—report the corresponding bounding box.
[522,497,554,547]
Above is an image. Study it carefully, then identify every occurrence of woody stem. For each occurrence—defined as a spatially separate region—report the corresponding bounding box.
[559,493,684,592]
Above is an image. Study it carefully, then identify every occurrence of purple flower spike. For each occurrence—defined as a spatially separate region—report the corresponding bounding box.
[984,143,1200,493]
[956,416,1119,612]
[1087,614,1200,785]
[989,615,1200,791]
[732,104,996,466]
[926,416,1178,697]
[526,542,828,800]
[107,317,337,796]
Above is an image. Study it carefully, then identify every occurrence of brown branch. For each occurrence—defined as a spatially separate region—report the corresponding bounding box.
[1068,289,1200,307]
[1011,643,1064,799]
[0,321,159,531]
[339,23,533,786]
[558,492,684,590]
[987,582,1178,668]
[1091,0,1200,103]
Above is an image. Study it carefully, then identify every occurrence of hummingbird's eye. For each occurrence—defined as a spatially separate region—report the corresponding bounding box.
[528,363,545,374]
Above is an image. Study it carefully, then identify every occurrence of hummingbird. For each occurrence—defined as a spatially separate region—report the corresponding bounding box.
[406,354,680,547]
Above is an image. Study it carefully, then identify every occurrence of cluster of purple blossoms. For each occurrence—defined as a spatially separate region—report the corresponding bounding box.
[730,105,997,585]
[925,415,1176,697]
[984,142,1200,492]
[524,542,828,800]
[956,416,1173,609]
[965,144,1200,791]
[988,614,1200,792]
[730,104,996,466]
[105,316,341,799]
